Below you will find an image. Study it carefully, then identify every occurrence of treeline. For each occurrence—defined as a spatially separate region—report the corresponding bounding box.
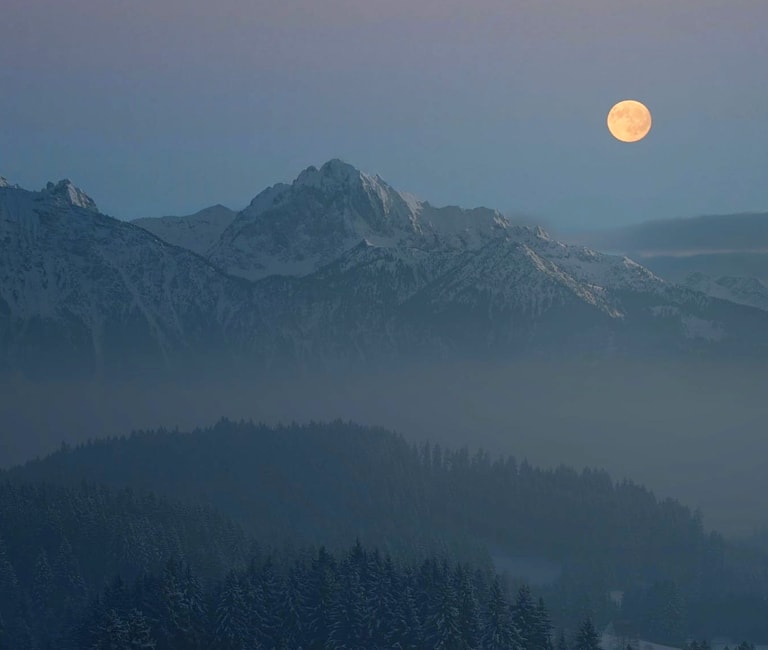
[5,420,768,641]
[0,481,254,648]
[0,480,602,650]
[6,420,723,580]
[68,544,573,650]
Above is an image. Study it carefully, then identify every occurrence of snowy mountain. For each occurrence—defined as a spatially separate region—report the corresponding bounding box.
[2,163,768,376]
[0,180,263,376]
[683,272,768,312]
[569,211,768,290]
[132,204,236,256]
[208,158,510,281]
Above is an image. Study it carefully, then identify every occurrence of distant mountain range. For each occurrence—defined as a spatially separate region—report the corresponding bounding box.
[570,212,768,257]
[569,212,768,304]
[3,160,768,377]
[132,204,237,256]
[682,273,768,312]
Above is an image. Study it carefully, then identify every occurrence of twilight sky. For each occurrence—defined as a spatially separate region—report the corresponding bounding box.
[1,0,766,230]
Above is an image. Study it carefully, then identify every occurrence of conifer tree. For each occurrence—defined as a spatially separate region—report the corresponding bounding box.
[327,567,367,649]
[251,559,282,647]
[482,577,521,650]
[124,609,156,649]
[158,559,206,649]
[214,572,250,649]
[455,565,482,649]
[90,608,129,650]
[305,547,337,646]
[0,537,20,623]
[512,584,538,648]
[53,537,88,613]
[31,549,55,628]
[534,596,554,650]
[575,617,601,650]
[277,565,306,648]
[425,568,462,649]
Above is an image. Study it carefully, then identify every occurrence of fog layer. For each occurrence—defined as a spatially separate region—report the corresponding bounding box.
[3,358,766,536]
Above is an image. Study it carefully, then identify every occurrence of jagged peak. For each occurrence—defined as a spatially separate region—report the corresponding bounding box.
[246,182,291,212]
[319,158,360,178]
[295,158,364,189]
[503,222,552,242]
[42,179,98,212]
[0,176,21,190]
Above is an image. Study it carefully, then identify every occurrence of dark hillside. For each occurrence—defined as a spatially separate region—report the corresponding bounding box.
[7,419,768,640]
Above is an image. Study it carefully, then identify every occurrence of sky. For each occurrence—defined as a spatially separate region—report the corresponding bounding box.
[1,0,766,230]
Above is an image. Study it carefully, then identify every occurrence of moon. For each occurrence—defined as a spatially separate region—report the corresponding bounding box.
[607,100,652,143]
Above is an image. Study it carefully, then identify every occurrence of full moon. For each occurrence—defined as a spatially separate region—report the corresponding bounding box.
[607,99,652,143]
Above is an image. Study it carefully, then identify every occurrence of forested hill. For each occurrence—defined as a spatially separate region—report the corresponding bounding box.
[72,544,565,650]
[7,420,710,575]
[0,481,254,648]
[6,419,768,642]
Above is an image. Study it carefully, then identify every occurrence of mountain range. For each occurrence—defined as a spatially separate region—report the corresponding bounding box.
[682,273,768,312]
[2,160,768,377]
[570,212,768,257]
[132,203,237,257]
[569,212,768,305]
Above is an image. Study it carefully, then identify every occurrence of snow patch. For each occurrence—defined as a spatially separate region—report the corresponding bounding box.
[0,176,21,190]
[398,190,424,214]
[42,179,98,212]
[602,633,681,650]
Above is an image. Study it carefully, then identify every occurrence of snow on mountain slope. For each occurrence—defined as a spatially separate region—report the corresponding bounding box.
[3,164,768,376]
[522,235,665,293]
[390,237,631,355]
[683,272,768,311]
[41,179,99,212]
[208,159,511,281]
[412,238,622,319]
[132,204,237,256]
[207,159,664,300]
[0,181,260,374]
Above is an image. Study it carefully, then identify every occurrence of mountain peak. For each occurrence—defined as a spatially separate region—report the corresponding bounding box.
[295,158,363,190]
[0,176,22,190]
[42,179,98,212]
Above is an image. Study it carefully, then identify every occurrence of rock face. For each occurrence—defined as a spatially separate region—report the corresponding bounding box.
[208,159,511,281]
[0,180,264,376]
[41,180,100,212]
[2,165,768,377]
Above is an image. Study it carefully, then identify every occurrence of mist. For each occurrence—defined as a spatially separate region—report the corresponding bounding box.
[4,357,767,537]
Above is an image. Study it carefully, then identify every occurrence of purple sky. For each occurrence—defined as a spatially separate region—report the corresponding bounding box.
[1,0,766,229]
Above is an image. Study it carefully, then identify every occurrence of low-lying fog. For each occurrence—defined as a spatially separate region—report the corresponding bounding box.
[2,358,766,537]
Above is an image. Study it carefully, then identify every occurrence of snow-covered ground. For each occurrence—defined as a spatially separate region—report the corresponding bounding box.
[602,632,768,650]
[602,632,681,650]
